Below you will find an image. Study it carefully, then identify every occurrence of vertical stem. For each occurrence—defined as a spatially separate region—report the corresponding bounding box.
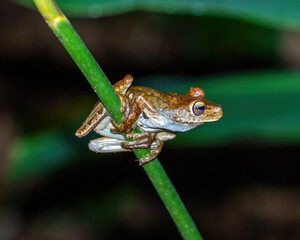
[33,1,203,239]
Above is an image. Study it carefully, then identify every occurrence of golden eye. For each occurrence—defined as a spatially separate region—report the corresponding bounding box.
[192,101,205,116]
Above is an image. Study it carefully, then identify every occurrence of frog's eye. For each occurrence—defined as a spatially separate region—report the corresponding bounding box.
[192,101,205,116]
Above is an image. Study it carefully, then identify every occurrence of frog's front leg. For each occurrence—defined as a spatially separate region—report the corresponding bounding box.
[111,94,148,134]
[137,131,177,165]
[137,139,164,165]
[121,132,157,149]
[120,132,159,165]
[122,131,177,165]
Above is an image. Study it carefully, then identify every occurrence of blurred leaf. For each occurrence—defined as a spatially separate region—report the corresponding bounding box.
[140,71,300,145]
[79,184,140,231]
[14,0,300,29]
[6,131,76,182]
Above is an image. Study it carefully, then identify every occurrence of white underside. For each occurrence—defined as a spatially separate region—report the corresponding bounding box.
[137,114,198,132]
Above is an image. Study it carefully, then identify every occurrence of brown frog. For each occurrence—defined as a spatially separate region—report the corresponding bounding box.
[76,74,223,165]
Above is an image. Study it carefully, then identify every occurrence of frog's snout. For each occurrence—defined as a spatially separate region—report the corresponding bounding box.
[214,105,222,113]
[207,104,223,122]
[214,104,223,120]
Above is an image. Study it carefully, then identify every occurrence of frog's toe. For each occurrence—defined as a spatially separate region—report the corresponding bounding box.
[138,154,157,165]
[138,156,150,165]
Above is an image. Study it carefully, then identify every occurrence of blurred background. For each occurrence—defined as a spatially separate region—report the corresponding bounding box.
[1,0,300,239]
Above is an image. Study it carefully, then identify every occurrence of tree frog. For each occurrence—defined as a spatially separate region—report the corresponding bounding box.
[76,74,223,165]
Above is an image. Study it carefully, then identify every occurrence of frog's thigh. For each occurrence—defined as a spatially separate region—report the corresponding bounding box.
[89,137,130,153]
[94,116,125,140]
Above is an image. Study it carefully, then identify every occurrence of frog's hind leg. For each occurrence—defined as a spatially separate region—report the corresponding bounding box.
[89,137,131,153]
[89,115,129,153]
[75,100,108,138]
[88,132,156,155]
[94,115,125,140]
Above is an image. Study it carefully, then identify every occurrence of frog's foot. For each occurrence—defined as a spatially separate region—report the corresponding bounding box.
[138,140,164,165]
[121,132,157,149]
[120,132,162,165]
[89,137,131,153]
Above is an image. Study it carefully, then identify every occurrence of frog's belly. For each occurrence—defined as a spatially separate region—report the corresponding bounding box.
[137,114,198,132]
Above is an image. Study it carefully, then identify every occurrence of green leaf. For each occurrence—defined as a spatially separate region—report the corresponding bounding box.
[14,0,300,29]
[140,70,300,145]
[6,131,76,182]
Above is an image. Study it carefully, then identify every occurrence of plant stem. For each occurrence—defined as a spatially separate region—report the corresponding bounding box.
[33,1,203,239]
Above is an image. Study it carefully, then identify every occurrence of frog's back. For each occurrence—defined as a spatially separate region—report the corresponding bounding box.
[127,86,167,97]
[127,86,195,110]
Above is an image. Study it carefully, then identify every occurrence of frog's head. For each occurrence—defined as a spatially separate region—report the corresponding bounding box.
[170,87,223,126]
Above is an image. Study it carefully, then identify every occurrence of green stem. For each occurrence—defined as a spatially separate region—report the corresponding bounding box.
[33,1,203,239]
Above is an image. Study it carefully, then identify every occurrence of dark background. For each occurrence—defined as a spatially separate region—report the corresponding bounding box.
[0,1,300,240]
